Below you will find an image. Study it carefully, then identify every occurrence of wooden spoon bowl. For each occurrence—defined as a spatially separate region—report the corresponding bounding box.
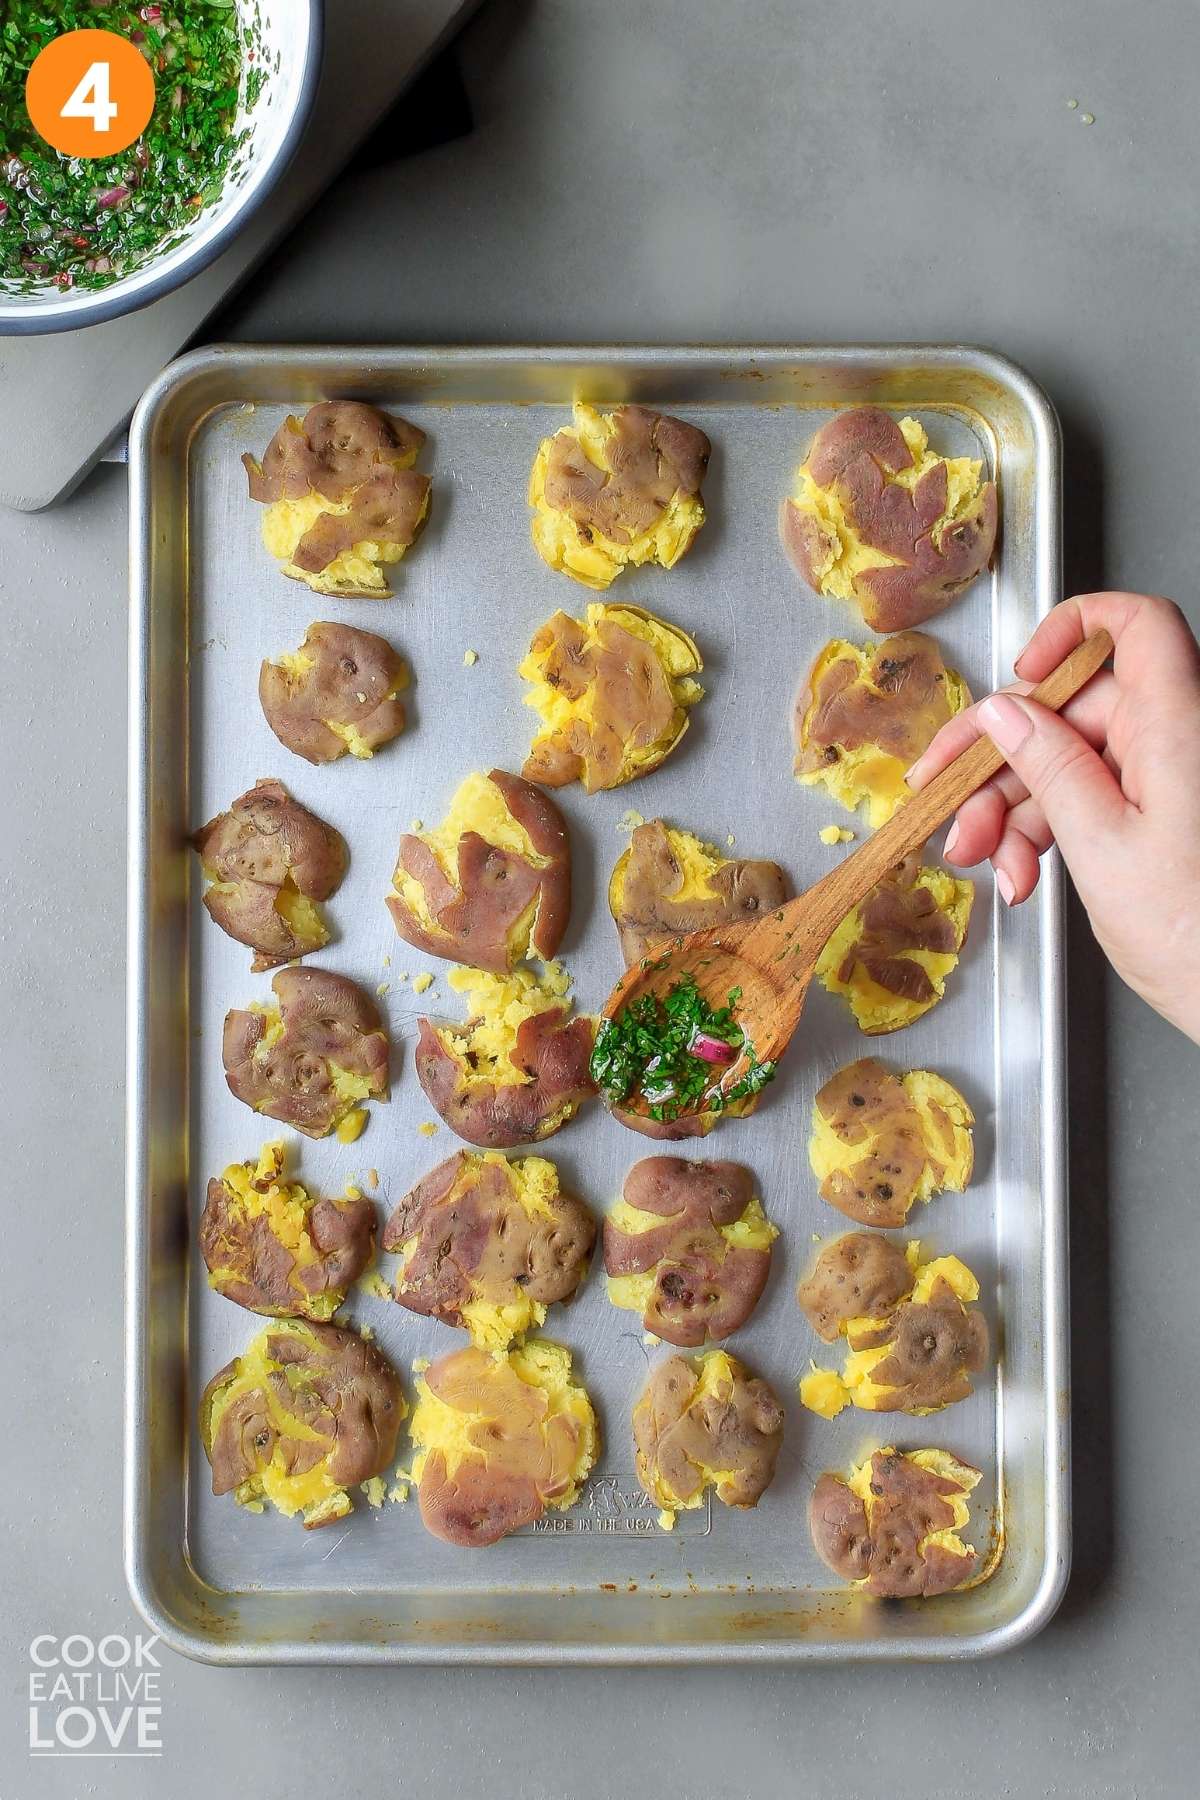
[599,629,1113,1130]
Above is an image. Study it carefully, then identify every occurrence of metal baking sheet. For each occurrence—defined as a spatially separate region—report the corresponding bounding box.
[126,344,1067,1663]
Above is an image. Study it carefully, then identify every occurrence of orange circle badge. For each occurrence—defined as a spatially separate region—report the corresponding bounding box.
[25,29,156,160]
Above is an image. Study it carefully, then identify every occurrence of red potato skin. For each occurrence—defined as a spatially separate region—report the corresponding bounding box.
[381,1149,594,1330]
[259,621,407,765]
[604,1158,772,1346]
[199,1177,376,1318]
[414,1009,596,1148]
[417,1449,544,1547]
[609,1101,716,1141]
[192,777,347,972]
[387,771,572,975]
[780,406,998,632]
[222,967,389,1139]
[243,402,426,504]
[809,1451,980,1599]
[609,1091,765,1141]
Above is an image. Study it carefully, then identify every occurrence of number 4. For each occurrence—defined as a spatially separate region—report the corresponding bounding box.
[61,60,119,132]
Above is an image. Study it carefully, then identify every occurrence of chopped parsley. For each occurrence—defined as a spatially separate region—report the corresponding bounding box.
[0,3,263,292]
[591,974,776,1124]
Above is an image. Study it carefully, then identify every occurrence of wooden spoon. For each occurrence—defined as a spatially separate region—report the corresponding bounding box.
[598,628,1113,1132]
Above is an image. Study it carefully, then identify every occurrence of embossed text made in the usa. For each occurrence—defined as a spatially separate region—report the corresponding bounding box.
[516,1473,711,1538]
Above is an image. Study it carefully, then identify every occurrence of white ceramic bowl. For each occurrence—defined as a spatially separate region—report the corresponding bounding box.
[0,1,322,335]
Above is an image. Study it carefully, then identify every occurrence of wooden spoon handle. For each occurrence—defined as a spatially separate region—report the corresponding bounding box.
[796,628,1114,946]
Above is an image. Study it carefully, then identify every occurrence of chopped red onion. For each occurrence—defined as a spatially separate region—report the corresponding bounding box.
[690,1032,738,1066]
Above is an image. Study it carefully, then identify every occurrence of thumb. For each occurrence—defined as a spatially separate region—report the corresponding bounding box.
[976,692,1129,860]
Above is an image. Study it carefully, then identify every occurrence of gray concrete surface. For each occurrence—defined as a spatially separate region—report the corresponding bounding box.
[2,1,1198,1794]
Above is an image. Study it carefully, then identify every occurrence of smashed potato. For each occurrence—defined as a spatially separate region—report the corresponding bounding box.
[244,401,431,598]
[414,962,595,1148]
[608,819,789,966]
[816,853,974,1032]
[383,1150,595,1349]
[810,1447,982,1599]
[200,1319,405,1529]
[388,769,571,974]
[410,1341,598,1546]
[799,1236,987,1417]
[200,1141,376,1320]
[223,967,390,1140]
[793,633,970,826]
[605,1157,778,1346]
[193,778,346,973]
[529,402,710,589]
[259,622,408,764]
[633,1350,784,1524]
[796,1230,914,1341]
[809,1057,974,1228]
[780,409,997,632]
[521,603,704,792]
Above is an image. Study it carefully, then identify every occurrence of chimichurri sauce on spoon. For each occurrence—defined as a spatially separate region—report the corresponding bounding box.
[591,974,777,1124]
[0,3,261,291]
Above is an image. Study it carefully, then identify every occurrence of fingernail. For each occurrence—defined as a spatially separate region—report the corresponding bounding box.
[903,754,926,789]
[996,870,1017,906]
[944,821,961,860]
[978,694,1033,755]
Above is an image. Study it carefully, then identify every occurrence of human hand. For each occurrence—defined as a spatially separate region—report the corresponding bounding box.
[905,592,1200,1042]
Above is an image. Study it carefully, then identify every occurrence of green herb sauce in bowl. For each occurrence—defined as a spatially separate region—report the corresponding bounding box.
[0,1,321,332]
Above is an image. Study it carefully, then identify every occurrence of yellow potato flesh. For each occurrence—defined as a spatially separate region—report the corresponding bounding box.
[392,771,548,941]
[816,866,974,1032]
[800,1245,981,1418]
[791,416,985,604]
[408,1338,598,1507]
[529,403,705,589]
[910,1252,978,1306]
[327,718,382,758]
[336,1109,368,1144]
[797,1366,850,1420]
[261,493,398,595]
[796,638,971,827]
[606,1196,778,1320]
[433,962,576,1094]
[272,883,329,948]
[807,1068,975,1213]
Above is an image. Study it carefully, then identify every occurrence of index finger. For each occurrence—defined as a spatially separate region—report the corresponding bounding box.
[1014,591,1200,688]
